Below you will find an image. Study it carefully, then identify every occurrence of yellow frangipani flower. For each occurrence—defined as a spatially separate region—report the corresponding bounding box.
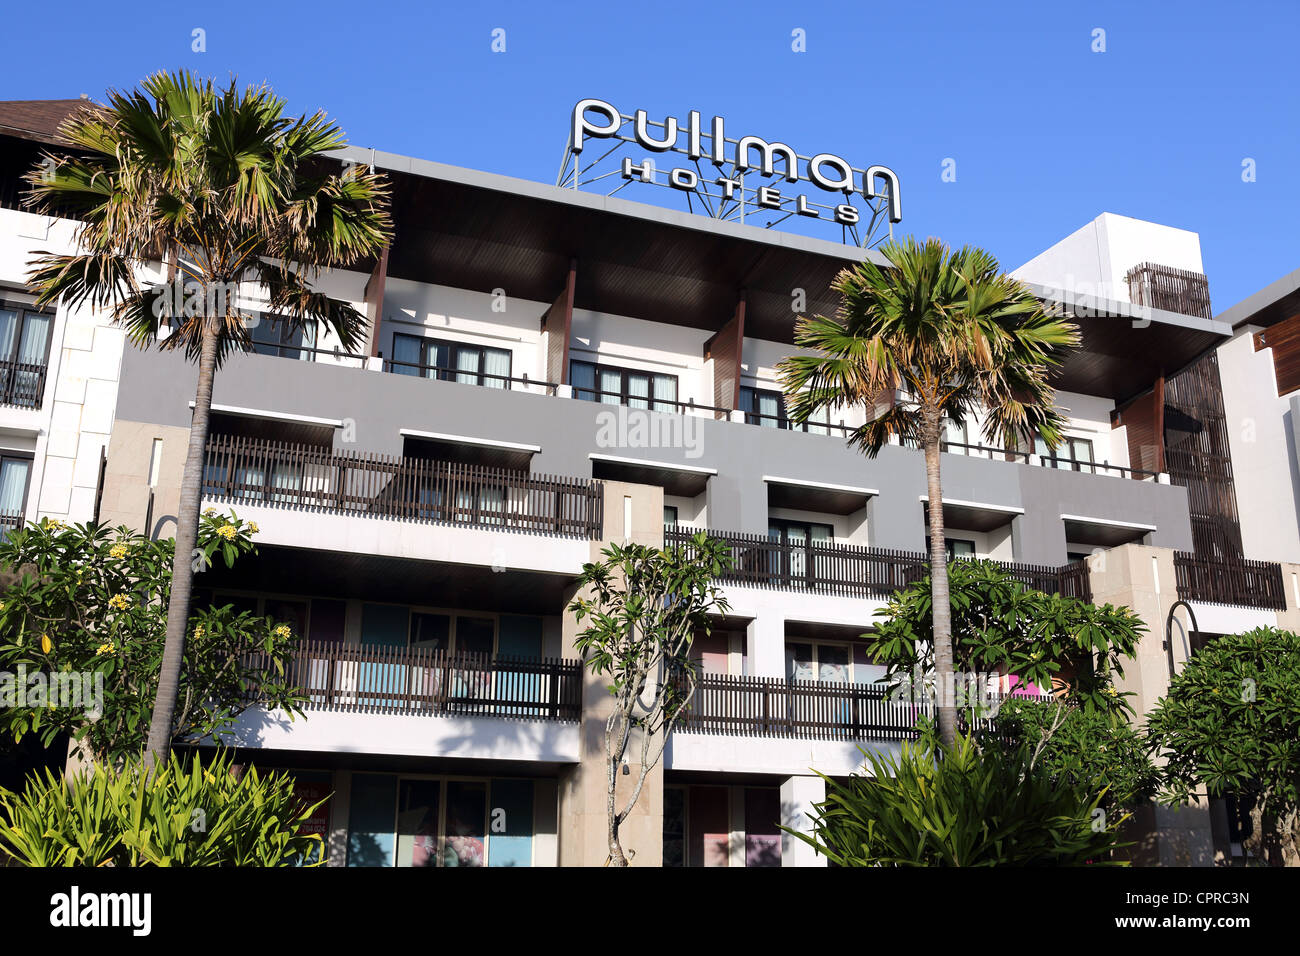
[215,524,238,541]
[193,625,205,640]
[248,522,259,534]
[108,594,130,611]
[273,623,292,639]
[95,642,115,656]
[109,544,129,560]
[40,634,52,654]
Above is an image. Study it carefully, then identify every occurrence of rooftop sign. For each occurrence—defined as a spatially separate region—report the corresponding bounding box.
[557,98,901,248]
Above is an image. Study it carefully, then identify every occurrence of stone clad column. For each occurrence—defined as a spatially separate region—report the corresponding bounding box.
[780,774,827,867]
[557,479,666,866]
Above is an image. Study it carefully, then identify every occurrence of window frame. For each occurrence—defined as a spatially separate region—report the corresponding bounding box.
[1036,433,1096,473]
[0,449,35,531]
[0,301,56,408]
[392,333,513,388]
[569,359,679,411]
[738,385,833,434]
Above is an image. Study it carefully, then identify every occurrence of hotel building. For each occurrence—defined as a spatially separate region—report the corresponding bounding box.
[1,98,1296,867]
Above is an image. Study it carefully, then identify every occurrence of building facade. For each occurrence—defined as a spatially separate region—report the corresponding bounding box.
[2,98,1296,867]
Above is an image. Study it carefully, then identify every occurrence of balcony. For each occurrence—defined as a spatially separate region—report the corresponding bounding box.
[0,357,47,410]
[202,434,603,539]
[940,440,1159,481]
[672,671,1054,742]
[1173,552,1286,611]
[250,641,584,722]
[666,526,1093,602]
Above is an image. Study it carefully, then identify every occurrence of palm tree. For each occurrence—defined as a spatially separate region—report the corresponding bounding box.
[23,72,392,768]
[778,237,1078,747]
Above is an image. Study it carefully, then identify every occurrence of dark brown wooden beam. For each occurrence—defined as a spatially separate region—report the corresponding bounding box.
[363,245,390,358]
[539,258,577,384]
[703,292,746,413]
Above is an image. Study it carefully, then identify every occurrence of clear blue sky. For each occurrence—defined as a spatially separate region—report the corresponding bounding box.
[2,0,1295,310]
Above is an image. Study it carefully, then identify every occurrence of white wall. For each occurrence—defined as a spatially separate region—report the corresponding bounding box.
[1217,326,1300,563]
[1013,212,1204,308]
[0,207,144,525]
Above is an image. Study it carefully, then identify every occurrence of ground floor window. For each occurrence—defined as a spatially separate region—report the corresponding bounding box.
[349,773,541,867]
[663,783,781,867]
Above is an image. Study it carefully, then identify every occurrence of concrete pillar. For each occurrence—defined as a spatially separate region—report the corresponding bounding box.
[747,613,785,679]
[557,479,666,866]
[1085,544,1179,716]
[1086,543,1216,865]
[780,774,826,867]
[728,786,746,868]
[327,768,352,867]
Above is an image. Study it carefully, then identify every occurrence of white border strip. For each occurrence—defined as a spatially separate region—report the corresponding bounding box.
[1060,513,1157,532]
[190,402,343,428]
[400,428,541,454]
[588,453,718,476]
[764,475,879,497]
[918,495,1025,515]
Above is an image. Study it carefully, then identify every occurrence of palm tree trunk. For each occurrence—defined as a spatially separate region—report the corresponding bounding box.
[142,318,220,770]
[923,428,957,749]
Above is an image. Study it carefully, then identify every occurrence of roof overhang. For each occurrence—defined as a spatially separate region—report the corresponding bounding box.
[1214,266,1300,331]
[921,495,1023,533]
[400,428,540,470]
[588,453,715,497]
[764,475,877,514]
[1061,513,1155,547]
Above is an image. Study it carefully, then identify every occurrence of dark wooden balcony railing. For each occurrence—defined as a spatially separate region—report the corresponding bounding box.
[666,525,926,599]
[0,511,23,540]
[1124,262,1213,320]
[666,526,1092,602]
[1173,552,1287,610]
[384,358,560,395]
[671,670,1056,742]
[245,640,583,721]
[202,434,603,538]
[0,358,48,410]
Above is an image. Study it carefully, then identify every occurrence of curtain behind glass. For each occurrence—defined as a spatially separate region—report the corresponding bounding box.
[757,391,780,427]
[0,459,30,515]
[652,375,676,412]
[392,334,422,376]
[598,369,621,406]
[455,347,479,386]
[627,372,650,410]
[570,361,596,401]
[482,347,510,389]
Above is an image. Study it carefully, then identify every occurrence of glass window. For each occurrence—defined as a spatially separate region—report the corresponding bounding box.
[392,334,512,388]
[396,779,441,868]
[250,313,316,361]
[664,505,679,527]
[946,538,976,560]
[1036,433,1095,473]
[455,616,495,656]
[786,641,856,684]
[443,781,487,868]
[0,306,52,407]
[410,613,451,652]
[570,360,678,411]
[739,386,834,433]
[0,455,32,526]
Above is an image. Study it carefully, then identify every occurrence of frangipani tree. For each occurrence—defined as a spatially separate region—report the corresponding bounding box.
[23,71,392,767]
[779,237,1079,746]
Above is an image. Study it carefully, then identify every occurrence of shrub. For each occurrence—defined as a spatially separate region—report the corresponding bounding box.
[981,697,1160,811]
[788,733,1129,866]
[0,749,325,866]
